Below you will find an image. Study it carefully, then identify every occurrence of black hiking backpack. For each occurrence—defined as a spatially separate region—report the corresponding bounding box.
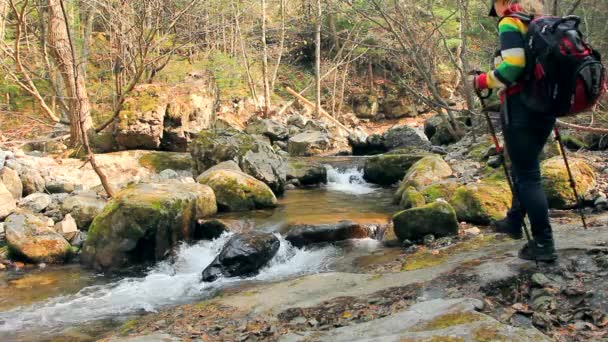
[505,14,606,117]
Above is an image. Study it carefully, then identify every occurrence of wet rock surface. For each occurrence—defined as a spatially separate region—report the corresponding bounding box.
[392,200,459,242]
[363,149,430,186]
[201,231,280,282]
[286,159,327,187]
[285,221,373,248]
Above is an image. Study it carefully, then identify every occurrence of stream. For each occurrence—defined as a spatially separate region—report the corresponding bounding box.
[0,159,398,341]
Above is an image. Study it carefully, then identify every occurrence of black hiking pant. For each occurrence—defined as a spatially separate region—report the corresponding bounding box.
[501,92,556,245]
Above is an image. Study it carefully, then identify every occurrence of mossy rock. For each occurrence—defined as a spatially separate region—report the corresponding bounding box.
[81,182,217,271]
[449,181,511,225]
[139,152,194,172]
[393,200,459,242]
[468,140,495,162]
[395,155,453,201]
[364,149,430,186]
[541,156,597,209]
[197,169,277,211]
[400,187,426,209]
[420,181,461,203]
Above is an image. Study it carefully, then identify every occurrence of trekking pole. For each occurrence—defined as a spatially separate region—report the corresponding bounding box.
[472,85,534,245]
[553,127,589,230]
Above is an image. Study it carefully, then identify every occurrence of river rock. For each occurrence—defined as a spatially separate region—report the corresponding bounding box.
[287,159,328,187]
[541,157,597,209]
[19,193,52,213]
[0,181,17,220]
[288,131,331,157]
[287,114,307,128]
[115,84,166,150]
[420,181,461,203]
[61,194,107,230]
[245,118,289,142]
[382,125,431,151]
[5,211,71,263]
[424,113,466,146]
[201,231,280,282]
[285,221,372,248]
[399,187,426,210]
[81,182,218,271]
[0,167,22,200]
[381,97,417,119]
[196,169,277,211]
[195,219,255,240]
[393,200,459,242]
[54,214,79,241]
[352,94,379,119]
[363,149,430,186]
[449,180,511,225]
[190,129,287,194]
[395,155,453,201]
[20,169,45,196]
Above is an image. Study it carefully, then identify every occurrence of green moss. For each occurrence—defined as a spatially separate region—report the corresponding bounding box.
[400,187,426,209]
[139,152,194,172]
[449,181,511,224]
[412,311,484,331]
[421,182,460,203]
[541,157,596,209]
[468,141,494,162]
[119,318,140,335]
[473,325,508,342]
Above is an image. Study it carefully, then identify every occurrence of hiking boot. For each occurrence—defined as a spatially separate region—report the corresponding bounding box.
[518,241,558,262]
[492,217,523,240]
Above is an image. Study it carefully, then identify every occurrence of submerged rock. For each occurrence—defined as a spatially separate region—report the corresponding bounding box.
[393,200,459,242]
[196,169,277,211]
[5,211,71,263]
[541,157,597,209]
[285,221,372,248]
[288,131,331,157]
[449,181,511,225]
[201,231,280,282]
[363,149,430,186]
[81,182,217,271]
[287,159,328,187]
[191,129,287,194]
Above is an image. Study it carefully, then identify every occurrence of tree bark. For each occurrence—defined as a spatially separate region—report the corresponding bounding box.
[0,0,7,41]
[315,0,322,117]
[48,0,92,146]
[271,0,286,92]
[261,0,271,117]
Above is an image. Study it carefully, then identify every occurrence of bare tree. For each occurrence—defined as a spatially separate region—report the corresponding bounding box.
[270,0,287,92]
[0,0,7,41]
[315,0,322,116]
[261,0,271,117]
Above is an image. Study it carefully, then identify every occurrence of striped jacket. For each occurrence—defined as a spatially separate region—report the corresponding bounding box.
[476,5,528,90]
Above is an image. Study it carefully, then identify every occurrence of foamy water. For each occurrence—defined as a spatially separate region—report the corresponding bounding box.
[325,165,377,195]
[0,234,337,332]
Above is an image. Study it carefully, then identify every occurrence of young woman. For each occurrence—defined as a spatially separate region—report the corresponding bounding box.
[474,0,558,262]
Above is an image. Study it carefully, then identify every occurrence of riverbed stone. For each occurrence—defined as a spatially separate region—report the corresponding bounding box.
[0,167,22,200]
[115,84,166,150]
[363,149,430,186]
[382,125,431,151]
[0,181,17,220]
[399,187,426,210]
[19,193,52,213]
[288,131,331,157]
[393,200,459,242]
[285,221,372,248]
[61,194,107,230]
[191,129,287,194]
[5,211,71,263]
[541,156,597,209]
[196,169,277,211]
[81,182,218,271]
[395,155,453,201]
[20,169,45,196]
[54,214,79,241]
[245,118,289,142]
[287,159,328,187]
[420,181,461,203]
[201,231,280,282]
[449,180,512,225]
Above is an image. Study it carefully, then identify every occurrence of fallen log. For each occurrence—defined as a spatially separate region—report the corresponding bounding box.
[556,120,608,134]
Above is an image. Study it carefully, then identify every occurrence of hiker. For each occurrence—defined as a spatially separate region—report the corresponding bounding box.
[472,0,558,262]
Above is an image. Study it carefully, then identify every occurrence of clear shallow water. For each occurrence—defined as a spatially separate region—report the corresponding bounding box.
[0,159,396,340]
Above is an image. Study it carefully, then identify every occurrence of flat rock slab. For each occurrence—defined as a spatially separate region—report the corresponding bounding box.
[279,298,550,342]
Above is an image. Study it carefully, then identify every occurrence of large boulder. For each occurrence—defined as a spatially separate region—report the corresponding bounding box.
[420,181,461,203]
[81,182,217,271]
[395,155,453,201]
[201,231,280,282]
[0,167,22,200]
[115,84,166,150]
[285,221,372,248]
[196,169,277,211]
[363,149,430,186]
[0,181,17,220]
[449,181,511,225]
[380,97,418,119]
[424,113,466,145]
[61,194,107,230]
[382,125,431,151]
[5,211,71,263]
[352,94,379,119]
[541,157,597,209]
[393,200,459,242]
[19,193,52,213]
[288,131,331,157]
[190,129,287,194]
[399,187,426,210]
[287,159,328,187]
[245,119,289,143]
[20,169,45,196]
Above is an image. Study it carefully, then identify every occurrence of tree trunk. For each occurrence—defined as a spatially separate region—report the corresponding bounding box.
[261,0,271,117]
[315,0,322,117]
[0,0,7,41]
[271,0,286,92]
[48,0,92,146]
[80,2,96,80]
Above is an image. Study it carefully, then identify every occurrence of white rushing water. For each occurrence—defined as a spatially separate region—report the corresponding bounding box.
[0,234,337,333]
[325,165,377,195]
